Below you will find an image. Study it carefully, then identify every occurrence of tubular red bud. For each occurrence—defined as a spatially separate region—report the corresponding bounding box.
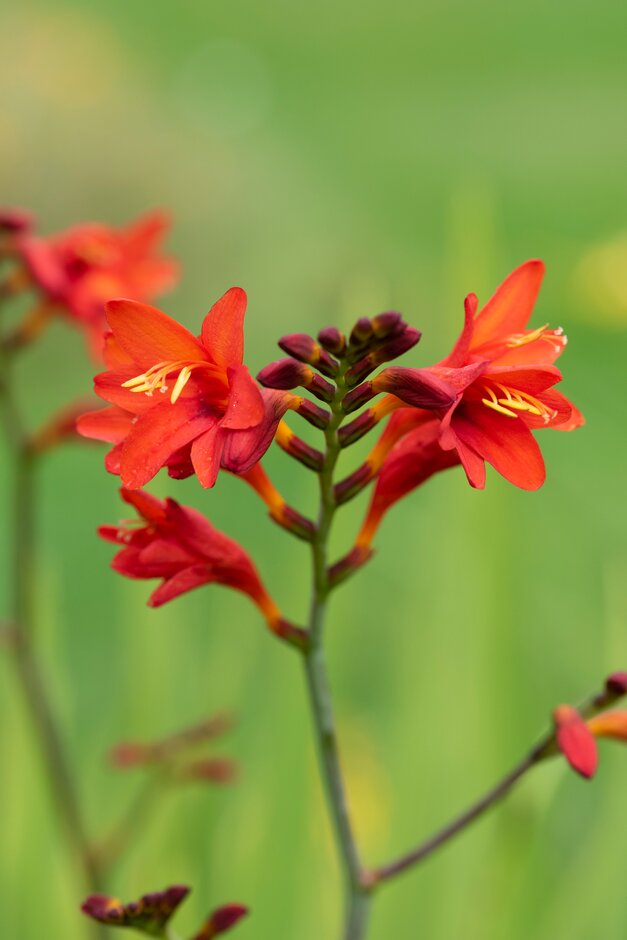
[318,326,346,356]
[606,672,627,697]
[371,311,404,339]
[276,425,324,471]
[82,886,190,932]
[349,317,374,347]
[278,333,339,377]
[342,381,376,414]
[338,409,378,447]
[192,904,249,938]
[294,398,331,429]
[345,328,421,385]
[258,358,334,403]
[328,545,373,587]
[269,504,316,542]
[334,462,375,505]
[374,367,457,410]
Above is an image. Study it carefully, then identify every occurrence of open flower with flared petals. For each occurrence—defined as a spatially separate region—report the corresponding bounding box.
[100,488,303,646]
[17,211,178,357]
[78,288,292,488]
[372,261,583,496]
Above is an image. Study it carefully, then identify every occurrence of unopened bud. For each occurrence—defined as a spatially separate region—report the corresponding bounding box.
[344,328,421,386]
[338,409,378,447]
[349,317,374,348]
[294,398,331,429]
[192,904,249,939]
[258,358,334,403]
[606,672,627,697]
[342,381,376,414]
[278,333,339,377]
[269,504,316,542]
[0,207,33,233]
[179,758,237,784]
[318,326,346,356]
[334,463,375,505]
[328,545,373,587]
[371,311,404,339]
[277,427,324,471]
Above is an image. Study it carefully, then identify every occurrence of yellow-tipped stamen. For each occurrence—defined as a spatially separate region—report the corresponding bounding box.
[482,382,558,424]
[121,359,218,404]
[481,385,518,418]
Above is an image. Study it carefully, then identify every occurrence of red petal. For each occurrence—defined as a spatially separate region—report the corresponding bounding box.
[149,565,214,607]
[201,287,247,368]
[221,365,265,429]
[443,292,478,367]
[105,299,204,366]
[554,705,598,779]
[191,424,226,488]
[221,389,291,474]
[119,401,216,488]
[452,403,546,490]
[77,406,134,443]
[483,364,562,395]
[471,260,545,350]
[119,487,169,524]
[122,210,170,251]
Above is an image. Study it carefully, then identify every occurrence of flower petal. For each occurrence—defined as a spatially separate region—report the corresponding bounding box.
[201,287,247,368]
[221,365,265,429]
[105,299,204,366]
[221,388,291,474]
[471,260,545,349]
[77,406,134,443]
[148,564,214,607]
[554,705,598,779]
[191,424,226,488]
[119,400,216,488]
[452,402,546,490]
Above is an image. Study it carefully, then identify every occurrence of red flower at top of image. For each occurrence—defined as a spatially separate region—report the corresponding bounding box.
[17,211,178,357]
[78,287,290,488]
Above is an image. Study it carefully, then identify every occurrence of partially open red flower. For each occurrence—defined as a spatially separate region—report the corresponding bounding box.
[17,211,178,357]
[99,488,282,617]
[78,288,291,488]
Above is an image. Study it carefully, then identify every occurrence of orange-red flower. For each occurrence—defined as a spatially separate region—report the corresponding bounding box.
[17,211,178,357]
[78,288,290,488]
[99,488,281,618]
[554,704,627,779]
[357,261,584,545]
[376,261,583,491]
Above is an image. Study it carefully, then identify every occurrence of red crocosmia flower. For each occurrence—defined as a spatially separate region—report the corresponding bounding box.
[554,705,598,779]
[373,261,583,494]
[17,211,178,358]
[99,488,282,623]
[78,288,291,488]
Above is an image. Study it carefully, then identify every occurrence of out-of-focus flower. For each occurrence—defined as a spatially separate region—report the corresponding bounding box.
[78,288,291,488]
[82,885,189,934]
[191,904,249,939]
[110,713,233,769]
[553,705,598,779]
[16,211,178,357]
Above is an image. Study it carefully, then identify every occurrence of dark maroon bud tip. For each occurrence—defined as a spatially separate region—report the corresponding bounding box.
[210,903,249,932]
[328,546,373,587]
[334,463,374,505]
[606,672,627,696]
[371,311,404,339]
[318,326,346,356]
[308,373,335,403]
[349,317,374,346]
[257,358,310,390]
[344,353,376,387]
[338,410,377,447]
[0,207,33,233]
[375,367,456,409]
[278,333,339,377]
[371,327,421,365]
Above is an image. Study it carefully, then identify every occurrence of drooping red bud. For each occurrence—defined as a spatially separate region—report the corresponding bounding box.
[605,672,627,697]
[338,409,379,447]
[554,705,598,779]
[82,885,190,933]
[276,424,324,471]
[294,398,331,429]
[342,381,376,414]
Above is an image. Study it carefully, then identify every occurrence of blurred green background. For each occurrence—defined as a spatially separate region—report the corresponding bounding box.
[1,1,626,937]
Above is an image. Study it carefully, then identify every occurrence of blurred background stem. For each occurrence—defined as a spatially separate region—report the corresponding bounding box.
[0,326,106,935]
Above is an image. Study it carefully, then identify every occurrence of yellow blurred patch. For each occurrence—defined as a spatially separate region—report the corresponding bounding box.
[575,233,627,328]
[340,715,391,849]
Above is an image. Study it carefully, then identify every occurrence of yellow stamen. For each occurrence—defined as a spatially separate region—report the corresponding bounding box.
[121,360,215,404]
[506,323,550,347]
[481,385,517,418]
[481,382,558,424]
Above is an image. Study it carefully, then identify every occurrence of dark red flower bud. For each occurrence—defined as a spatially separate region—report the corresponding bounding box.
[606,672,627,697]
[328,545,373,587]
[82,886,190,933]
[342,381,376,414]
[179,758,237,784]
[257,358,335,403]
[318,326,346,356]
[373,367,457,410]
[371,311,404,339]
[276,424,324,471]
[0,207,33,233]
[278,333,339,377]
[270,504,316,542]
[349,317,374,347]
[338,409,379,447]
[334,462,374,505]
[344,328,421,386]
[192,903,249,938]
[294,398,331,429]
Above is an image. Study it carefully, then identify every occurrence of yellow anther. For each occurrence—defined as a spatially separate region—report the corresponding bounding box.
[170,366,192,404]
[121,359,217,405]
[481,397,518,418]
[506,323,550,347]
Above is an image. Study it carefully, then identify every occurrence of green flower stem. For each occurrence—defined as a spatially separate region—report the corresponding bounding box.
[302,362,372,940]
